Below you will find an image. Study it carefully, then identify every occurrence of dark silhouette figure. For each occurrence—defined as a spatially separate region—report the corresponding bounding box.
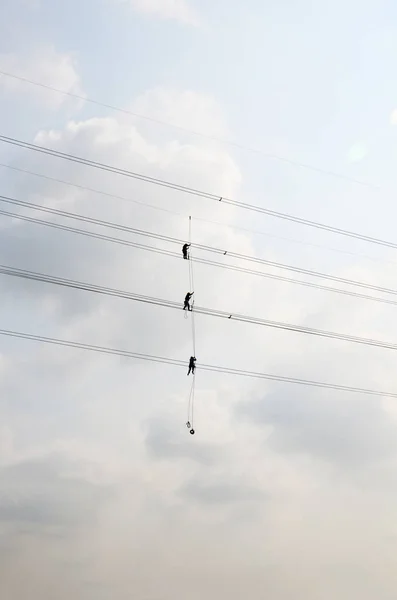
[182,243,191,259]
[187,356,196,376]
[183,292,194,311]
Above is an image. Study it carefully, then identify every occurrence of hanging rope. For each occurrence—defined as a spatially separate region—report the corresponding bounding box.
[190,380,195,435]
[189,218,196,358]
[186,215,197,434]
[187,377,195,427]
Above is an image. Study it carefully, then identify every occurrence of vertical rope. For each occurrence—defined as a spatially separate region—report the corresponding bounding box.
[188,251,193,292]
[188,216,196,430]
[191,373,195,428]
[188,218,193,293]
[189,217,197,358]
[187,378,194,423]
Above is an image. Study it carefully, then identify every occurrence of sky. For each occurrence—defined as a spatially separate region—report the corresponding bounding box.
[1,0,397,598]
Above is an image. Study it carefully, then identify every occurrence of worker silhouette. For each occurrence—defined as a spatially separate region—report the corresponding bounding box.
[182,243,190,260]
[187,356,196,376]
[183,292,194,311]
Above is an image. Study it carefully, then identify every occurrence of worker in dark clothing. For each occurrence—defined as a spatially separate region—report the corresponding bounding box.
[182,243,191,260]
[187,356,196,376]
[183,292,194,311]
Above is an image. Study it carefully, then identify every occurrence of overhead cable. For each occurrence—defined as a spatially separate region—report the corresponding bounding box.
[0,327,395,398]
[1,197,397,307]
[0,134,392,248]
[1,162,391,265]
[2,264,397,352]
[0,70,382,190]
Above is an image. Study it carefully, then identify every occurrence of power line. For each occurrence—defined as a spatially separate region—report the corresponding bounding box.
[0,327,395,398]
[2,162,390,265]
[0,193,188,246]
[2,195,397,307]
[2,264,397,352]
[1,203,396,311]
[0,134,393,250]
[0,69,382,190]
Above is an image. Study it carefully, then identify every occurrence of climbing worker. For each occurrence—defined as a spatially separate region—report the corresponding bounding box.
[187,356,196,376]
[182,243,191,260]
[183,292,194,311]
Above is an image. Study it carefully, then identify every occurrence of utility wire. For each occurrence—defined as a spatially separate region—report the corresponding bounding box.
[2,162,392,265]
[2,264,397,352]
[0,134,393,249]
[0,327,396,399]
[0,70,382,190]
[2,196,397,307]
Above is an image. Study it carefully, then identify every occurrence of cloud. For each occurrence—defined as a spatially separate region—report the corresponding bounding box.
[145,418,221,465]
[234,280,397,475]
[117,0,200,26]
[2,83,397,598]
[179,480,265,506]
[130,87,229,138]
[0,454,110,532]
[239,385,397,468]
[0,46,85,110]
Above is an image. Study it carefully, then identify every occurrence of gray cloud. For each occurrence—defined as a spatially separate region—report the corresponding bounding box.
[3,50,397,599]
[0,454,111,534]
[238,385,397,467]
[179,479,265,505]
[145,418,221,466]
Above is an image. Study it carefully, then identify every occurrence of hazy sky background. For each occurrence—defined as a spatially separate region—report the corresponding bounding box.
[1,1,397,598]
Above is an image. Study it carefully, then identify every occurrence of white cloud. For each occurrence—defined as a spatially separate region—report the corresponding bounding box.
[117,0,199,26]
[0,46,85,110]
[2,86,397,598]
[130,87,229,139]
